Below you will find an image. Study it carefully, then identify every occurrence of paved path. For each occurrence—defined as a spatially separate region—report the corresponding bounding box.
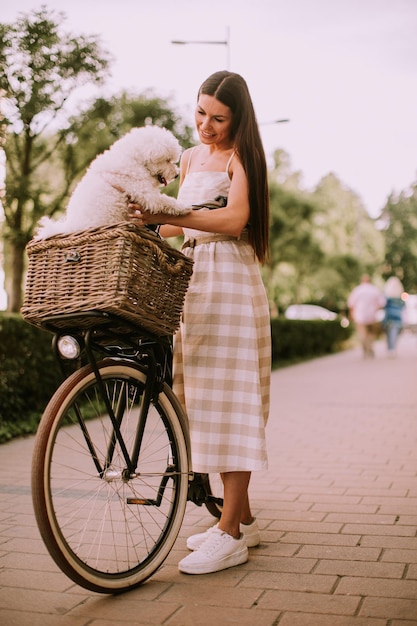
[1,333,417,625]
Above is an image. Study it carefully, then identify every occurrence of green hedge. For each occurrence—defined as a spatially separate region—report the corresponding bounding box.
[0,313,352,442]
[0,314,61,442]
[271,317,353,365]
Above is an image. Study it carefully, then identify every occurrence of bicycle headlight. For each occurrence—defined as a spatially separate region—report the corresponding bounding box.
[57,335,81,360]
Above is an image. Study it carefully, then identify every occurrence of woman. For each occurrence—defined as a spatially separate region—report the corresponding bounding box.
[383,276,405,356]
[129,71,271,575]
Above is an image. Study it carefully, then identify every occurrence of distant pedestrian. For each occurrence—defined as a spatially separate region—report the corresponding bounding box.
[383,276,405,357]
[348,275,385,358]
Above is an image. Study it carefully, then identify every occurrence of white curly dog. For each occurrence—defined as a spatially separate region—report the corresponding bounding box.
[35,125,190,238]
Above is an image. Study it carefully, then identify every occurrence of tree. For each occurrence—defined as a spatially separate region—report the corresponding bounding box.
[381,182,417,293]
[266,155,385,313]
[311,173,384,271]
[267,181,324,310]
[0,7,111,311]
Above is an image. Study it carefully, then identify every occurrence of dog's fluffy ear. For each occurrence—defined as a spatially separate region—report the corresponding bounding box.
[132,126,182,162]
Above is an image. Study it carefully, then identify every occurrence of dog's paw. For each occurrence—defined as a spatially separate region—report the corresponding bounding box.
[169,204,192,216]
[147,196,191,216]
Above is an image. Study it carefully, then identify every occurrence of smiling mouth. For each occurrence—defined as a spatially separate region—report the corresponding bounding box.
[157,174,167,186]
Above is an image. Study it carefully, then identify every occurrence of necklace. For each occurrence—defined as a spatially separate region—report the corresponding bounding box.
[199,151,211,166]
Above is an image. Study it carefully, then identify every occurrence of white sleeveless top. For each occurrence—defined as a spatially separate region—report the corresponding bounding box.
[177,148,234,238]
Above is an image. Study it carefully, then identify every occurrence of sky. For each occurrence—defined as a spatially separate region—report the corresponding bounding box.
[1,0,417,309]
[2,0,417,219]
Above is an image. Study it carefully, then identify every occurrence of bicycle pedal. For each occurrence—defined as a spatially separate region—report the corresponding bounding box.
[127,497,152,505]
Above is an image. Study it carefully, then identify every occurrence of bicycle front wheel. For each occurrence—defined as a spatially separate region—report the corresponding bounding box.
[32,361,189,593]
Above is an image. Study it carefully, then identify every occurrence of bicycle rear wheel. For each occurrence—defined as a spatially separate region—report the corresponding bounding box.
[32,361,189,593]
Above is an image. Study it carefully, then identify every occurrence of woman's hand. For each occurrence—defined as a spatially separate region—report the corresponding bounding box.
[128,203,166,226]
[128,203,184,238]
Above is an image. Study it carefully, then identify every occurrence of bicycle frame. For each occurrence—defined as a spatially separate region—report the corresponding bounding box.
[29,308,226,592]
[41,311,189,473]
[40,311,222,510]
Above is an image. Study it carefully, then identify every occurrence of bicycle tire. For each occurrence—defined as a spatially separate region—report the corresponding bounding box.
[32,360,189,593]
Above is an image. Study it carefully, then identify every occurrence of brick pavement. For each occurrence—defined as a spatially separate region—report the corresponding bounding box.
[1,332,417,625]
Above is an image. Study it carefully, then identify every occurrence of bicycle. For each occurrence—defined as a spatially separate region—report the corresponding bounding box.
[30,310,223,594]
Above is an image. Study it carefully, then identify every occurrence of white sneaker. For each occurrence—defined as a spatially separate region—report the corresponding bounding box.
[179,528,248,574]
[186,518,260,551]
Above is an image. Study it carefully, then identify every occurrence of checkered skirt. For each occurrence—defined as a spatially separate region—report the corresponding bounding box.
[173,238,271,473]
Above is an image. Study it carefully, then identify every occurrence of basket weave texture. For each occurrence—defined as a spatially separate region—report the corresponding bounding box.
[21,222,193,336]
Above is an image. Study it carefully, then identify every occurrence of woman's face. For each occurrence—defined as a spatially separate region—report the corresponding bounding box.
[195,94,233,148]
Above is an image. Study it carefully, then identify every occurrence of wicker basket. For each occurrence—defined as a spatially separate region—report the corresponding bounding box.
[21,222,193,336]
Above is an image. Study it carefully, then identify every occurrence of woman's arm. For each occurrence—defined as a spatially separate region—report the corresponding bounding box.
[129,157,250,237]
[159,225,183,238]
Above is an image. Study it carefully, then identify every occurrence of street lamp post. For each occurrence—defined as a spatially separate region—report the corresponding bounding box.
[259,119,290,125]
[171,36,290,128]
[171,26,230,69]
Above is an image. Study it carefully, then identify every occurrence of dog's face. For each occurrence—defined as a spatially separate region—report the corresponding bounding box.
[145,156,179,187]
[110,126,182,187]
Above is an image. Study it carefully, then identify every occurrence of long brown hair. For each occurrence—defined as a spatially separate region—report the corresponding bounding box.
[198,71,269,264]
